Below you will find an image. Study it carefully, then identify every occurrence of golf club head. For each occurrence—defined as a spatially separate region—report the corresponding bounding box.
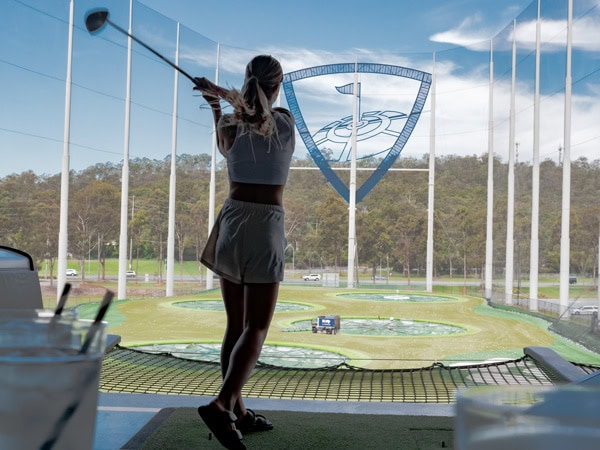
[85,8,110,34]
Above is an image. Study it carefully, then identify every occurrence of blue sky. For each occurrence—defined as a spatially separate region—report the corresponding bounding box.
[1,0,599,178]
[138,0,531,53]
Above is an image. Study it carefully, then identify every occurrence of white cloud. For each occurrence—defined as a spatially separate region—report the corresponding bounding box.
[430,14,494,50]
[430,8,600,52]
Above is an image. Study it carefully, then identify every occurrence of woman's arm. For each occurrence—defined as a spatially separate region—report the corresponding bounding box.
[204,94,222,131]
[216,119,236,158]
[194,77,232,157]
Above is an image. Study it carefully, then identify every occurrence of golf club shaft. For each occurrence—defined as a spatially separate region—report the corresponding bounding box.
[106,18,197,85]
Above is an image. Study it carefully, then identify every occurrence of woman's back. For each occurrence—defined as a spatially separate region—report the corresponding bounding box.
[224,110,295,186]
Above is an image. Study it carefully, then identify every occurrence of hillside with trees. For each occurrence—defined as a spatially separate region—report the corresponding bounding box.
[1,153,598,283]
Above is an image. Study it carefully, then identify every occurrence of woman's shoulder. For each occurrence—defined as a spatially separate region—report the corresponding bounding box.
[272,107,294,123]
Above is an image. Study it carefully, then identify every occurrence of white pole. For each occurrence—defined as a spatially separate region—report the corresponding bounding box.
[425,53,436,293]
[117,0,133,300]
[530,0,541,311]
[129,195,135,269]
[57,0,74,303]
[559,0,573,315]
[346,60,359,289]
[206,43,220,290]
[485,39,494,301]
[505,19,517,306]
[166,23,180,297]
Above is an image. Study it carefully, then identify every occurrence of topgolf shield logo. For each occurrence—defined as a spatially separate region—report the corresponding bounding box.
[283,63,431,203]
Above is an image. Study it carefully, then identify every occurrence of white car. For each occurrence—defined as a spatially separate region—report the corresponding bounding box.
[66,268,78,277]
[126,270,136,278]
[303,274,321,281]
[571,305,598,315]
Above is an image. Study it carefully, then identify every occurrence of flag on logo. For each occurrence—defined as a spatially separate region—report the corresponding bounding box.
[335,82,361,97]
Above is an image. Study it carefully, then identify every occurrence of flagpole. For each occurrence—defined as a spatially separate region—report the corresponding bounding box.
[347,60,358,289]
[357,82,361,120]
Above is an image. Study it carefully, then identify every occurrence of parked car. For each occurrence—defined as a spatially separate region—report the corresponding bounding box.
[571,305,598,315]
[569,276,577,284]
[303,274,321,281]
[66,268,78,277]
[126,270,136,278]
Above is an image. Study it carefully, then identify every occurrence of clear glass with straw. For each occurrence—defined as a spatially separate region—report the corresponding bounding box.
[455,385,600,450]
[0,309,107,449]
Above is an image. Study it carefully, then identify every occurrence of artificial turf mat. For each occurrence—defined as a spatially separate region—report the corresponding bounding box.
[121,407,454,449]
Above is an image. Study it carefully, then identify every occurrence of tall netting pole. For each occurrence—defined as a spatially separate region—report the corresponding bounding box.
[206,44,220,290]
[346,60,359,289]
[57,0,74,303]
[426,53,436,294]
[485,39,494,302]
[559,0,573,315]
[117,0,133,300]
[505,19,517,306]
[166,23,181,297]
[529,0,542,312]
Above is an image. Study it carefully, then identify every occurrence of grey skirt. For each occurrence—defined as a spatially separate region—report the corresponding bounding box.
[201,198,286,284]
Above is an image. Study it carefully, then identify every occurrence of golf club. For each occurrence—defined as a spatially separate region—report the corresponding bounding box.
[85,8,198,85]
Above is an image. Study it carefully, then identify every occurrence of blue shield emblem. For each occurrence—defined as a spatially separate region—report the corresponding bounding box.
[283,63,431,203]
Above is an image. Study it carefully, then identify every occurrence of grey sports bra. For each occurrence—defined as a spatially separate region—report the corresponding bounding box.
[225,110,295,185]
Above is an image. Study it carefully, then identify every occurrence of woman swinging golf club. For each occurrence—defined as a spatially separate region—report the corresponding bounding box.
[85,12,294,449]
[195,55,295,450]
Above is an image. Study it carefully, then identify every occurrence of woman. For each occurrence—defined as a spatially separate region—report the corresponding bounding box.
[194,55,295,450]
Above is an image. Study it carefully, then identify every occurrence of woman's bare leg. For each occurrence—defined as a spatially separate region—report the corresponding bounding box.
[213,282,279,412]
[220,279,244,379]
[220,278,247,415]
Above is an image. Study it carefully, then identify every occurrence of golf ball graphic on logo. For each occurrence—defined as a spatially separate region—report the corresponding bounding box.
[312,110,408,162]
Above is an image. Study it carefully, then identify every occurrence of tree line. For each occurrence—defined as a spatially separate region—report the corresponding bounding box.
[1,153,598,283]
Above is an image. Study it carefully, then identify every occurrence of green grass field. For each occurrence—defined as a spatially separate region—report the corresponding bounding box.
[49,258,599,299]
[74,285,600,370]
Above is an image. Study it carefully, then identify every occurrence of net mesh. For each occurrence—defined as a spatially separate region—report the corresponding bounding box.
[99,346,598,403]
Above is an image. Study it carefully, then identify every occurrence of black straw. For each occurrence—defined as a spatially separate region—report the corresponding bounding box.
[79,290,114,354]
[54,283,71,316]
